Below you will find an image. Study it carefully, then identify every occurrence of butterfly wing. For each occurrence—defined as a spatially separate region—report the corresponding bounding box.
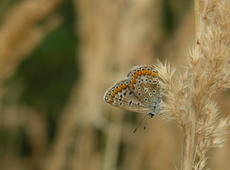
[127,65,161,114]
[103,79,152,113]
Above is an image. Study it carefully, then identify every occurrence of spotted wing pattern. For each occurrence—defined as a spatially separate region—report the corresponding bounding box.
[104,65,161,115]
[104,79,151,113]
[127,65,161,114]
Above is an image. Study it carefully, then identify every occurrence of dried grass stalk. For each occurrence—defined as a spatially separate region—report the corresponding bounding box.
[157,0,230,170]
[0,0,62,82]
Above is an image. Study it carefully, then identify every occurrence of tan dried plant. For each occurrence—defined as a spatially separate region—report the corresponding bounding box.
[157,0,230,170]
[0,0,62,82]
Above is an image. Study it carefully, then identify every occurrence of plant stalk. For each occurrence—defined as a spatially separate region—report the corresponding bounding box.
[181,1,201,169]
[181,122,196,170]
[194,0,201,43]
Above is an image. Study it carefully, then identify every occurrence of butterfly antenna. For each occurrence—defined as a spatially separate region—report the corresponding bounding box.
[133,114,149,133]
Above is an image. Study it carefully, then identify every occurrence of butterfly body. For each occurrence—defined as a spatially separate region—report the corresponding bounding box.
[104,65,161,117]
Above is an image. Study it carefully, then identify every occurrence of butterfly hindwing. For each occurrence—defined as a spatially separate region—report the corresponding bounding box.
[127,65,161,106]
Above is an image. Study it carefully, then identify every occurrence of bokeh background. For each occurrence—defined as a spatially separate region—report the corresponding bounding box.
[0,0,230,170]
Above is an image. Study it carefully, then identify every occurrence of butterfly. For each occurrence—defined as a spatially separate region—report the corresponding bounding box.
[103,65,161,118]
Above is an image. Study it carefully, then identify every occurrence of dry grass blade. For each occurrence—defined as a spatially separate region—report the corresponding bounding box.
[0,0,63,82]
[157,0,230,170]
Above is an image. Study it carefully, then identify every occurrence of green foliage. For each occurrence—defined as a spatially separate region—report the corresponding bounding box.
[10,0,78,140]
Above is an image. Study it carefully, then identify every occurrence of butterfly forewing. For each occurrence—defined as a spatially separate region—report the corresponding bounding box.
[103,79,152,113]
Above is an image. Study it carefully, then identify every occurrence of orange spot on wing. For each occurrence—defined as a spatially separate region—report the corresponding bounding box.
[130,70,159,87]
[131,79,136,84]
[137,71,142,76]
[147,70,151,75]
[110,83,128,99]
